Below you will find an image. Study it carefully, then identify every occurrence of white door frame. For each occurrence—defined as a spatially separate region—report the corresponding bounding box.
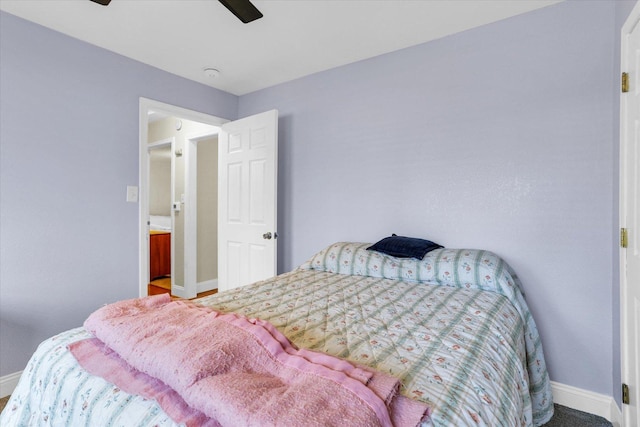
[181,130,220,299]
[138,98,227,298]
[620,2,640,425]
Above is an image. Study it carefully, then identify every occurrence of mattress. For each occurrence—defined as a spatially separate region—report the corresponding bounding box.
[0,243,553,426]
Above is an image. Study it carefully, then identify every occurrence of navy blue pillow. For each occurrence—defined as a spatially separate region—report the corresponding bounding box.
[367,234,443,260]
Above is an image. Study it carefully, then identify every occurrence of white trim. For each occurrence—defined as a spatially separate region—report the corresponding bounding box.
[551,381,621,426]
[182,134,197,299]
[148,138,173,150]
[197,278,218,293]
[611,398,623,427]
[183,130,220,299]
[0,370,22,398]
[619,3,640,427]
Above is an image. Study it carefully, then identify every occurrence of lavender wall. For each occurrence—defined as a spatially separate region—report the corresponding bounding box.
[1,0,635,405]
[239,0,623,398]
[0,11,238,376]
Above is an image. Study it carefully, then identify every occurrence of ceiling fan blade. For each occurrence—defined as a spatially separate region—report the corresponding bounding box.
[90,0,112,5]
[218,0,263,23]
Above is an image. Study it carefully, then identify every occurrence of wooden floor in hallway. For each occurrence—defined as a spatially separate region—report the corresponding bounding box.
[148,276,218,299]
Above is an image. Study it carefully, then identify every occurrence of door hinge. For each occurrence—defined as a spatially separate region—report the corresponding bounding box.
[621,228,628,248]
[622,72,629,93]
[622,383,630,405]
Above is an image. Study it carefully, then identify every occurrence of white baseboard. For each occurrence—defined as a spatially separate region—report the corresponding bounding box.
[609,398,623,427]
[551,381,622,426]
[0,371,23,398]
[197,279,218,293]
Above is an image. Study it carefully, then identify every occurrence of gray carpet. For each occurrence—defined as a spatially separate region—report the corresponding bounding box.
[543,404,612,427]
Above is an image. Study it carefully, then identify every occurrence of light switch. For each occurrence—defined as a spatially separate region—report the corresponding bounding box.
[126,185,138,203]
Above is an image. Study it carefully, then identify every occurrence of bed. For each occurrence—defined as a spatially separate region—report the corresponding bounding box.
[0,241,554,426]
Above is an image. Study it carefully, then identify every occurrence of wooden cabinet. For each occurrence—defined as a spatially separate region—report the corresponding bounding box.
[150,231,171,280]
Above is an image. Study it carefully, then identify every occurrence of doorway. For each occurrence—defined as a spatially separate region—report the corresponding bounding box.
[147,139,174,296]
[139,98,226,299]
[147,116,219,298]
[139,99,279,299]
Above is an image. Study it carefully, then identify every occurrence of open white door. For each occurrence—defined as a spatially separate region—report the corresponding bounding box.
[218,110,278,291]
[621,3,640,425]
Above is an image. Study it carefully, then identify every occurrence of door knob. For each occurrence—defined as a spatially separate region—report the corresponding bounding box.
[263,232,272,240]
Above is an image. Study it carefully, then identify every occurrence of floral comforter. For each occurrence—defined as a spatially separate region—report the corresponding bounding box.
[1,242,553,426]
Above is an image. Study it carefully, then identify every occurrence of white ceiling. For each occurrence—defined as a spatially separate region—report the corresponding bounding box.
[0,0,562,96]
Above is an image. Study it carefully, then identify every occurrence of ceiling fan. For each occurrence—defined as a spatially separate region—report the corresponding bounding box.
[89,0,263,24]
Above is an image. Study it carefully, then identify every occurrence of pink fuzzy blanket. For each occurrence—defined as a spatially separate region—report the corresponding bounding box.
[70,294,430,427]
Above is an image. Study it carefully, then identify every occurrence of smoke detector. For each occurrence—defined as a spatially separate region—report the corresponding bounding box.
[203,68,220,78]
